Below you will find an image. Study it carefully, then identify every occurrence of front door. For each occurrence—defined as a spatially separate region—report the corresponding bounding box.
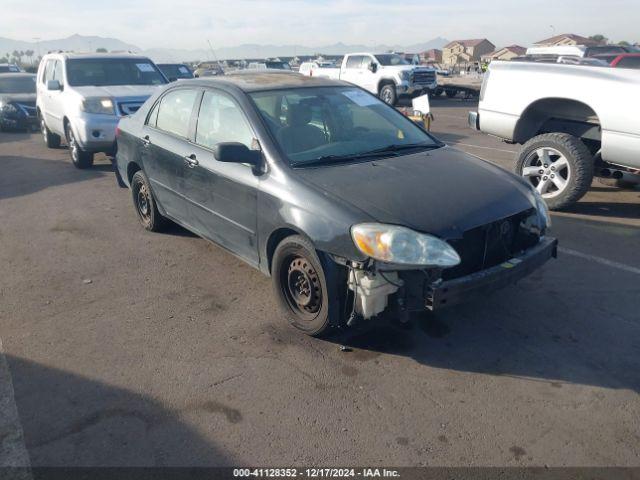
[183,89,259,265]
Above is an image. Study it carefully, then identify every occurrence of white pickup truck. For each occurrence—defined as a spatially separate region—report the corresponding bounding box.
[314,53,437,106]
[470,60,640,209]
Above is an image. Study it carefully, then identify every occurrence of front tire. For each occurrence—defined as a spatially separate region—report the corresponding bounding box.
[131,170,169,232]
[41,117,61,148]
[515,133,594,211]
[379,84,397,106]
[65,123,94,169]
[272,235,345,337]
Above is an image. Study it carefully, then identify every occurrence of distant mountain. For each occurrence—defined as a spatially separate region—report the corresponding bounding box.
[0,34,449,63]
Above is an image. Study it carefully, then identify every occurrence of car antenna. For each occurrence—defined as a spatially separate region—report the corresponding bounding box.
[206,39,219,64]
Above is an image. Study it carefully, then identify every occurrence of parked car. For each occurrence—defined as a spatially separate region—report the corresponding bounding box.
[0,73,38,131]
[193,62,224,78]
[469,60,640,209]
[116,73,556,336]
[320,52,437,106]
[609,53,640,69]
[157,63,194,81]
[0,63,23,73]
[247,61,292,71]
[298,61,337,77]
[36,52,167,168]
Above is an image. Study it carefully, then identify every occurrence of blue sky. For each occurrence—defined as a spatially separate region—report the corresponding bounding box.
[1,0,638,49]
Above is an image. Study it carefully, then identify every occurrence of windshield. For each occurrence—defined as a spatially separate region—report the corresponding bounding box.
[66,58,167,87]
[158,64,193,79]
[374,54,409,66]
[250,86,440,167]
[0,75,36,93]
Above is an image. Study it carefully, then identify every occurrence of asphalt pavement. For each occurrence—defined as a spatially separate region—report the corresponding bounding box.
[0,97,639,468]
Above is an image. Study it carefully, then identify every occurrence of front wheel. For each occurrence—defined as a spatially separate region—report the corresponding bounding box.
[515,133,594,210]
[65,123,94,169]
[379,84,397,106]
[271,235,345,337]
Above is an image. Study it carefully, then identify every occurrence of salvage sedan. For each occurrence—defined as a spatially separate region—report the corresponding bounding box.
[0,73,38,132]
[115,73,557,336]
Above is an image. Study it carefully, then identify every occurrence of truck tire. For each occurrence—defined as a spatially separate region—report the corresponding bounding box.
[41,117,61,148]
[272,235,345,337]
[379,84,397,106]
[515,133,594,210]
[65,123,94,169]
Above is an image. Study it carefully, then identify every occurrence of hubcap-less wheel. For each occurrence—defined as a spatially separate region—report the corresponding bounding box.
[68,128,79,163]
[283,256,322,318]
[41,119,48,143]
[136,183,151,223]
[381,88,393,105]
[521,147,570,198]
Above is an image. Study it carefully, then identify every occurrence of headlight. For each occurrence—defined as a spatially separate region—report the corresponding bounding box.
[533,189,551,228]
[81,97,115,115]
[0,102,18,113]
[351,223,461,267]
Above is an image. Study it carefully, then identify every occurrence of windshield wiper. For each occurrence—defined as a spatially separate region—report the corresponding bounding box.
[362,142,441,155]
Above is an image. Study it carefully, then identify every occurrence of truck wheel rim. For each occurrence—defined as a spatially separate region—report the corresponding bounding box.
[381,88,393,104]
[68,129,79,163]
[522,147,570,198]
[283,256,322,318]
[41,119,47,143]
[136,183,151,222]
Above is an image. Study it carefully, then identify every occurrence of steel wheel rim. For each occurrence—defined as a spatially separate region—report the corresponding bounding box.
[136,183,151,222]
[41,119,47,142]
[282,255,322,319]
[522,147,570,198]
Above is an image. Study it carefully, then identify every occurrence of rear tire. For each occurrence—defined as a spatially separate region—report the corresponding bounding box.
[65,123,93,169]
[131,170,169,232]
[272,235,345,337]
[379,84,397,106]
[515,133,594,211]
[41,117,61,148]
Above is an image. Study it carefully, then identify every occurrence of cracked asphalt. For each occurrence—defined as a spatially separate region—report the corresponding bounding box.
[1,98,639,467]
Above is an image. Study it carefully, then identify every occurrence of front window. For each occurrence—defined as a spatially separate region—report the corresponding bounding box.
[195,90,254,149]
[66,58,167,87]
[374,54,409,66]
[0,75,36,94]
[250,86,440,167]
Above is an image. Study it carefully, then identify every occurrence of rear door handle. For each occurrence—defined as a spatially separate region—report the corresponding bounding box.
[184,154,199,168]
[142,135,151,146]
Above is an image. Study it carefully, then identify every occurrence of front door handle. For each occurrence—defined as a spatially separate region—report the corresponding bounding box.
[184,154,199,168]
[142,135,151,146]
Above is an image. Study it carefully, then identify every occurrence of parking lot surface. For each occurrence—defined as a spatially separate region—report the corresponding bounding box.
[1,98,639,467]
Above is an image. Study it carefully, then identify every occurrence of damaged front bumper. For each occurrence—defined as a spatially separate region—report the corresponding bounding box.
[346,237,558,319]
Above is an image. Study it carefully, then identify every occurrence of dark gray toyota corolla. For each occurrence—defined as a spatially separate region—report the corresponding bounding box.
[116,72,557,336]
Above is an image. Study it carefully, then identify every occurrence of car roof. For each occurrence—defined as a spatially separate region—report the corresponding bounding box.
[42,52,152,61]
[180,71,348,92]
[0,72,35,79]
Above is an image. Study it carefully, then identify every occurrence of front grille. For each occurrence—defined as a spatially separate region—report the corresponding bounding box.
[413,70,436,84]
[118,102,143,116]
[443,208,541,280]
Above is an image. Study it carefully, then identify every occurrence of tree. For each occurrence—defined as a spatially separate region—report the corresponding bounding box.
[618,41,631,47]
[588,34,608,45]
[96,47,108,53]
[25,49,34,65]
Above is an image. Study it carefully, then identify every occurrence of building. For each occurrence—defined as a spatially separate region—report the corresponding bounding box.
[442,39,495,65]
[420,49,442,64]
[533,33,599,47]
[481,45,527,62]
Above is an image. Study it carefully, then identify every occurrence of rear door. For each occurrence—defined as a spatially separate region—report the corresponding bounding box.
[340,55,366,86]
[183,88,259,265]
[140,87,199,223]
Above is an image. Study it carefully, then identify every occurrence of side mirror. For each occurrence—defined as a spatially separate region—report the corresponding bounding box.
[213,142,262,167]
[47,80,62,91]
[368,62,378,73]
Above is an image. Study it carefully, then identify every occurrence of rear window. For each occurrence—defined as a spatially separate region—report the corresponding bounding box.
[0,75,36,93]
[616,57,640,69]
[158,64,193,79]
[66,58,167,86]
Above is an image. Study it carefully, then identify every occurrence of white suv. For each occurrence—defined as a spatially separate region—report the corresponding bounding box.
[36,52,167,168]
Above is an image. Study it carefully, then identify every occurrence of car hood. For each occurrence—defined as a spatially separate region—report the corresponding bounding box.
[294,146,537,239]
[0,93,36,104]
[72,84,162,100]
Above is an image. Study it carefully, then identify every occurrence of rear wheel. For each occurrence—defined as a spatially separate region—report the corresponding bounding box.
[65,123,94,169]
[41,117,61,148]
[379,84,397,106]
[131,170,169,232]
[515,133,594,210]
[272,235,344,336]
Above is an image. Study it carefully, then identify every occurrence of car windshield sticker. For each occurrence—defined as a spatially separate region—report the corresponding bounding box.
[136,63,155,72]
[178,66,189,74]
[342,89,378,107]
